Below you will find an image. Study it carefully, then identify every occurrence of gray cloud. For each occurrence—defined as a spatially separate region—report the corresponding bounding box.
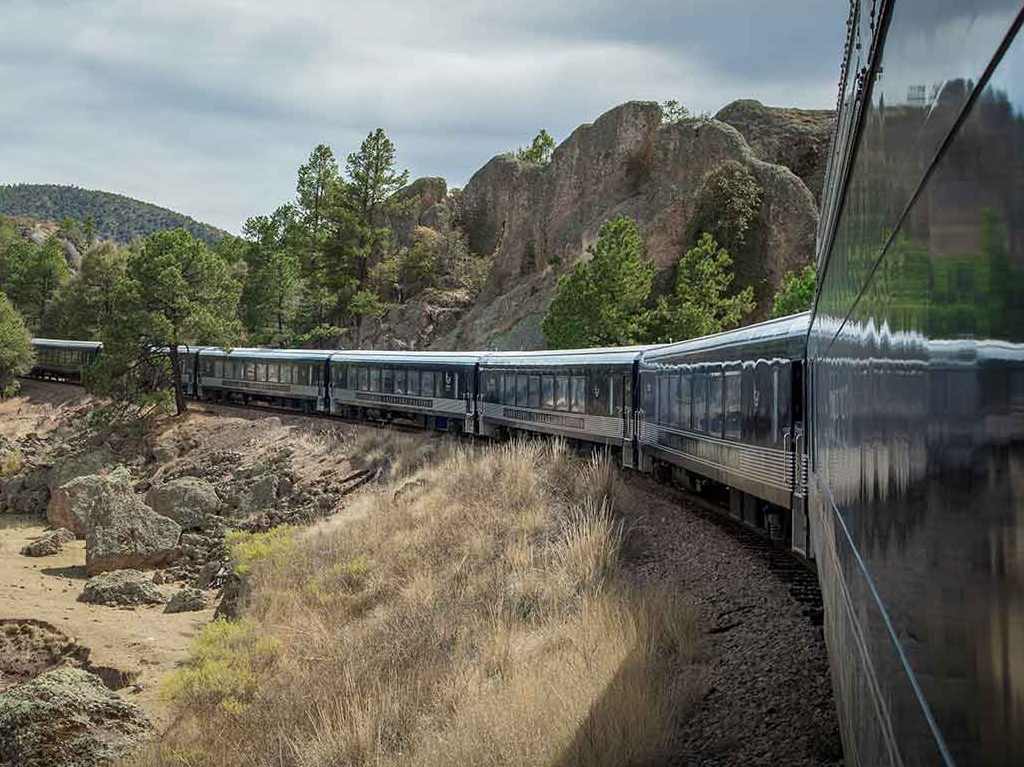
[0,0,847,232]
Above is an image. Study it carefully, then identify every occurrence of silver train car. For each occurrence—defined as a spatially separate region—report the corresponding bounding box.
[28,339,102,383]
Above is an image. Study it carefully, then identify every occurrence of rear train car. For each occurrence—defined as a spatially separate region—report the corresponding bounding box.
[636,313,809,552]
[28,339,102,383]
[809,0,1024,763]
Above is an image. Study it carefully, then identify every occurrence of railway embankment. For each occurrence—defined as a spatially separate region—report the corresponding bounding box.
[0,380,839,766]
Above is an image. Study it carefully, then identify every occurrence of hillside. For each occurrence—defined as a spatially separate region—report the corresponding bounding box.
[0,184,227,245]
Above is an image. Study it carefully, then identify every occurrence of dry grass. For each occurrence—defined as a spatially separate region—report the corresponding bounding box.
[132,436,702,767]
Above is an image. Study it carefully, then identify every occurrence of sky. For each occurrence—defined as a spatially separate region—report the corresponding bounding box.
[1,0,847,233]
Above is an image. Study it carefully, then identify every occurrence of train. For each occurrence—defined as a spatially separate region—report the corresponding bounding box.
[23,1,1024,763]
[26,313,813,555]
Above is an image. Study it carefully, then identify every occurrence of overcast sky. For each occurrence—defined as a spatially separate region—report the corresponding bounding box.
[1,0,847,233]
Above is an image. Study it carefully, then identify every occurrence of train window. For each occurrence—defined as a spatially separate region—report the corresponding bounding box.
[245,363,257,381]
[528,376,541,408]
[589,372,609,416]
[382,368,394,394]
[658,376,670,426]
[555,376,569,410]
[771,368,780,444]
[408,370,420,395]
[724,371,741,440]
[516,375,529,406]
[440,370,453,397]
[542,376,554,409]
[679,375,691,430]
[358,367,368,391]
[370,368,380,392]
[672,375,684,427]
[422,371,435,398]
[709,371,723,437]
[256,363,266,381]
[394,369,406,395]
[282,364,293,384]
[267,364,279,383]
[483,372,497,403]
[570,376,586,413]
[693,374,707,432]
[201,359,213,376]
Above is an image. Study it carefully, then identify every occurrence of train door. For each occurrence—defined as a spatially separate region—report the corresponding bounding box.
[788,359,810,556]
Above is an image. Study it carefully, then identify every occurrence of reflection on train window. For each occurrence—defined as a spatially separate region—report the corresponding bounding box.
[542,376,554,409]
[256,363,265,381]
[528,376,541,408]
[670,375,681,427]
[515,375,528,406]
[571,376,586,414]
[370,368,380,392]
[709,371,723,437]
[282,364,292,384]
[380,368,391,393]
[359,367,368,391]
[555,376,569,410]
[395,369,406,394]
[658,376,670,426]
[409,370,421,396]
[267,364,278,383]
[422,371,435,398]
[724,370,741,440]
[246,363,257,381]
[680,375,692,430]
[694,374,708,432]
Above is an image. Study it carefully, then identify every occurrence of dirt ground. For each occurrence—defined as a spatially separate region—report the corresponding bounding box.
[0,515,215,728]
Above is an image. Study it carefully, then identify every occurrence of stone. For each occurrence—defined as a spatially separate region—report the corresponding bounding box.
[246,474,279,509]
[195,560,226,589]
[20,528,76,557]
[164,587,206,614]
[47,472,132,538]
[214,572,249,621]
[47,447,116,492]
[84,492,181,576]
[145,476,222,530]
[0,666,152,767]
[78,569,168,606]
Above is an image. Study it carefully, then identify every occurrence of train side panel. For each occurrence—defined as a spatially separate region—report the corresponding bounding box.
[810,1,1024,764]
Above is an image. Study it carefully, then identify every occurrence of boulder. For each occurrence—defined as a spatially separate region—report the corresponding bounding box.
[78,569,168,606]
[145,476,222,530]
[164,587,206,614]
[47,472,131,538]
[47,447,116,491]
[246,474,279,510]
[0,666,152,767]
[84,493,181,576]
[20,528,76,557]
[2,467,50,515]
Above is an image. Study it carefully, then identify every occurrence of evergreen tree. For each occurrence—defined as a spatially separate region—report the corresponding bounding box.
[7,236,69,327]
[296,144,340,271]
[41,242,127,339]
[653,232,755,342]
[0,291,33,397]
[241,206,301,342]
[88,229,241,415]
[516,129,556,164]
[770,264,816,318]
[542,217,654,348]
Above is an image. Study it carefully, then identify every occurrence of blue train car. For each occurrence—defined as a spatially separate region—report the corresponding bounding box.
[809,1,1024,763]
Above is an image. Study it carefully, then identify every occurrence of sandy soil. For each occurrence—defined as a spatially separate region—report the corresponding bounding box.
[0,515,215,729]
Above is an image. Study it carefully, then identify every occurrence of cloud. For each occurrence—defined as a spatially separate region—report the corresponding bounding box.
[0,0,848,232]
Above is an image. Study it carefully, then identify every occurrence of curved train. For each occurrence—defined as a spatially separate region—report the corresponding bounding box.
[22,0,1024,762]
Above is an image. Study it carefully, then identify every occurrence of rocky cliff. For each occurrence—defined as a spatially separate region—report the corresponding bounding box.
[364,99,829,351]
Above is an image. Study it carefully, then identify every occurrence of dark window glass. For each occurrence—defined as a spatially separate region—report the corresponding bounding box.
[670,375,681,427]
[570,376,586,413]
[709,370,723,437]
[312,365,322,385]
[442,369,455,397]
[359,367,368,391]
[555,377,569,410]
[724,370,742,440]
[256,363,266,381]
[484,372,498,403]
[408,370,420,396]
[516,375,529,406]
[659,376,670,425]
[680,374,691,430]
[542,376,554,409]
[395,369,406,395]
[246,363,257,381]
[528,376,541,408]
[694,374,708,432]
[382,368,394,393]
[281,364,292,384]
[370,368,380,392]
[421,371,434,397]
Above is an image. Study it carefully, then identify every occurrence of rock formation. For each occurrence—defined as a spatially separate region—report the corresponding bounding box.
[364,99,826,351]
[78,570,168,606]
[0,666,152,767]
[145,476,222,530]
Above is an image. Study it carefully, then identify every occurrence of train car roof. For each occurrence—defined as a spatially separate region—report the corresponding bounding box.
[198,347,334,361]
[326,350,483,365]
[31,338,103,350]
[640,312,810,365]
[480,345,660,367]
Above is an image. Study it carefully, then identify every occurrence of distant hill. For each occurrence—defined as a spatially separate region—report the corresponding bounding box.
[0,184,228,245]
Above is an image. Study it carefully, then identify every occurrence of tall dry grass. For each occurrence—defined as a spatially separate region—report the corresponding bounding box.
[132,436,701,767]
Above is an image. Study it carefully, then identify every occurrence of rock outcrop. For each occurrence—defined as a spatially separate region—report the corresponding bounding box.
[78,570,168,606]
[0,666,152,767]
[715,99,834,203]
[83,485,181,575]
[145,476,222,530]
[47,472,128,538]
[20,528,75,557]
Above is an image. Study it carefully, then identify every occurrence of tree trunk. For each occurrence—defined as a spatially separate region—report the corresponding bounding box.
[169,347,187,416]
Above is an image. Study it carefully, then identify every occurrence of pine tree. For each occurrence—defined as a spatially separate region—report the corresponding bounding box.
[770,264,816,318]
[542,217,654,348]
[0,291,33,397]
